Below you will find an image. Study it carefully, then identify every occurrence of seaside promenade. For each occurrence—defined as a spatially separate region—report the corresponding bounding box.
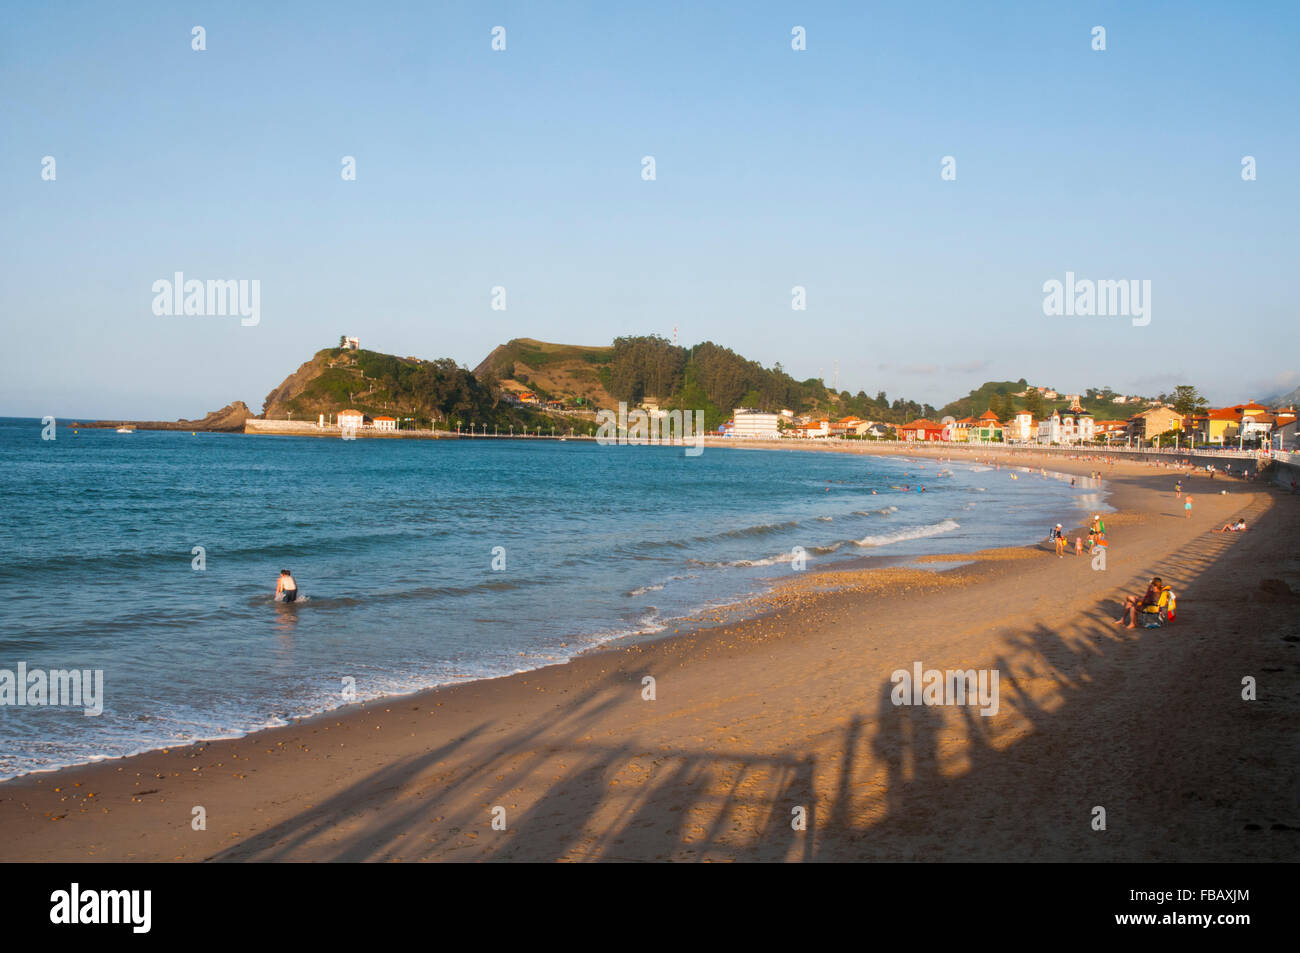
[244,419,588,439]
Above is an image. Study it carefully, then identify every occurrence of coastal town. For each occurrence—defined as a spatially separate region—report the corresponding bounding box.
[723,390,1298,454]
[258,389,1299,464]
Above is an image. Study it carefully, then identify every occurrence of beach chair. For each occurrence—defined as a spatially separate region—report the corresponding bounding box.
[1140,587,1176,628]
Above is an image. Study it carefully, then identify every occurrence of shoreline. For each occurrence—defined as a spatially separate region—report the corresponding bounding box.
[1,448,1296,860]
[0,446,1092,784]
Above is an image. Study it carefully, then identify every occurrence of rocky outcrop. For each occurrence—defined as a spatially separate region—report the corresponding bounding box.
[74,401,255,432]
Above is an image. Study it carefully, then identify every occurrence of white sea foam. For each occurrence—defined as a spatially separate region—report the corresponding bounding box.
[854,519,960,548]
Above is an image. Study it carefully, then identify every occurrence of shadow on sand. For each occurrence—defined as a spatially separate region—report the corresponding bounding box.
[210,491,1297,862]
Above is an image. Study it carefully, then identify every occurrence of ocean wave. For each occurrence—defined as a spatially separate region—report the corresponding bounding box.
[621,519,799,553]
[689,551,797,568]
[688,515,962,565]
[854,519,961,547]
[717,519,800,538]
[851,505,899,516]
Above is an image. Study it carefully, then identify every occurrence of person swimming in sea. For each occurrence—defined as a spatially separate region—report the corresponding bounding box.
[275,569,299,603]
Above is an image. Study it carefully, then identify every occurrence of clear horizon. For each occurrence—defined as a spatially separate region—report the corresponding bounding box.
[3,1,1297,419]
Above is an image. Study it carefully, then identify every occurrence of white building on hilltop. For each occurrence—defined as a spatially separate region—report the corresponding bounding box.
[732,408,780,438]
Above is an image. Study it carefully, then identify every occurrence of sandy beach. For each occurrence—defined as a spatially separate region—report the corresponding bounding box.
[2,447,1297,862]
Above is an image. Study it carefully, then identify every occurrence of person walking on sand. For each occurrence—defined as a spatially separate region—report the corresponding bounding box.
[275,569,299,603]
[1175,480,1182,498]
[1184,495,1193,519]
[1052,523,1067,557]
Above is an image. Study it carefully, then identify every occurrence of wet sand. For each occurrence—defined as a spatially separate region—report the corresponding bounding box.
[1,450,1297,861]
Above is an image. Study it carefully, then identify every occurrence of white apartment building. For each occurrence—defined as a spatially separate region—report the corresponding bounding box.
[732,408,780,439]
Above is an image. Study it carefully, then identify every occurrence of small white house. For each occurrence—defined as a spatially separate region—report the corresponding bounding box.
[373,416,397,432]
[338,409,365,430]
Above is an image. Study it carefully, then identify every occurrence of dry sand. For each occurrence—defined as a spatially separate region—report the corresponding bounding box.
[2,448,1297,861]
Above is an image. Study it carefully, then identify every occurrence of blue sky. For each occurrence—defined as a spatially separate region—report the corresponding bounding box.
[2,1,1297,418]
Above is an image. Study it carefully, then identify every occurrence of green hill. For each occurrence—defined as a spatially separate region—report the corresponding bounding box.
[473,338,616,407]
[261,347,582,432]
[569,335,934,429]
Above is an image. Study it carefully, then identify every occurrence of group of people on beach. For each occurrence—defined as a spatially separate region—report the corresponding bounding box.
[1048,514,1106,558]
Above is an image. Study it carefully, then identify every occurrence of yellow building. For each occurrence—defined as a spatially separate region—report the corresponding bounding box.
[1128,406,1184,441]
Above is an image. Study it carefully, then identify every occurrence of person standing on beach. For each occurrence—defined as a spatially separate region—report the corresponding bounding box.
[1175,480,1182,498]
[1052,524,1067,557]
[1184,496,1193,519]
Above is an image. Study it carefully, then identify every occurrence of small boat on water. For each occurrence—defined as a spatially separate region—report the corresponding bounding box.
[115,425,135,433]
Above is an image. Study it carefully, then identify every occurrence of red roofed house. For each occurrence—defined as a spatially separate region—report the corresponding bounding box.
[1239,404,1275,445]
[899,419,945,442]
[829,416,874,437]
[1188,406,1244,445]
[971,410,1004,443]
[797,418,830,438]
[373,415,397,432]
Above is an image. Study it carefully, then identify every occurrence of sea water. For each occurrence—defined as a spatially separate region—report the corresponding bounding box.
[0,419,1105,778]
